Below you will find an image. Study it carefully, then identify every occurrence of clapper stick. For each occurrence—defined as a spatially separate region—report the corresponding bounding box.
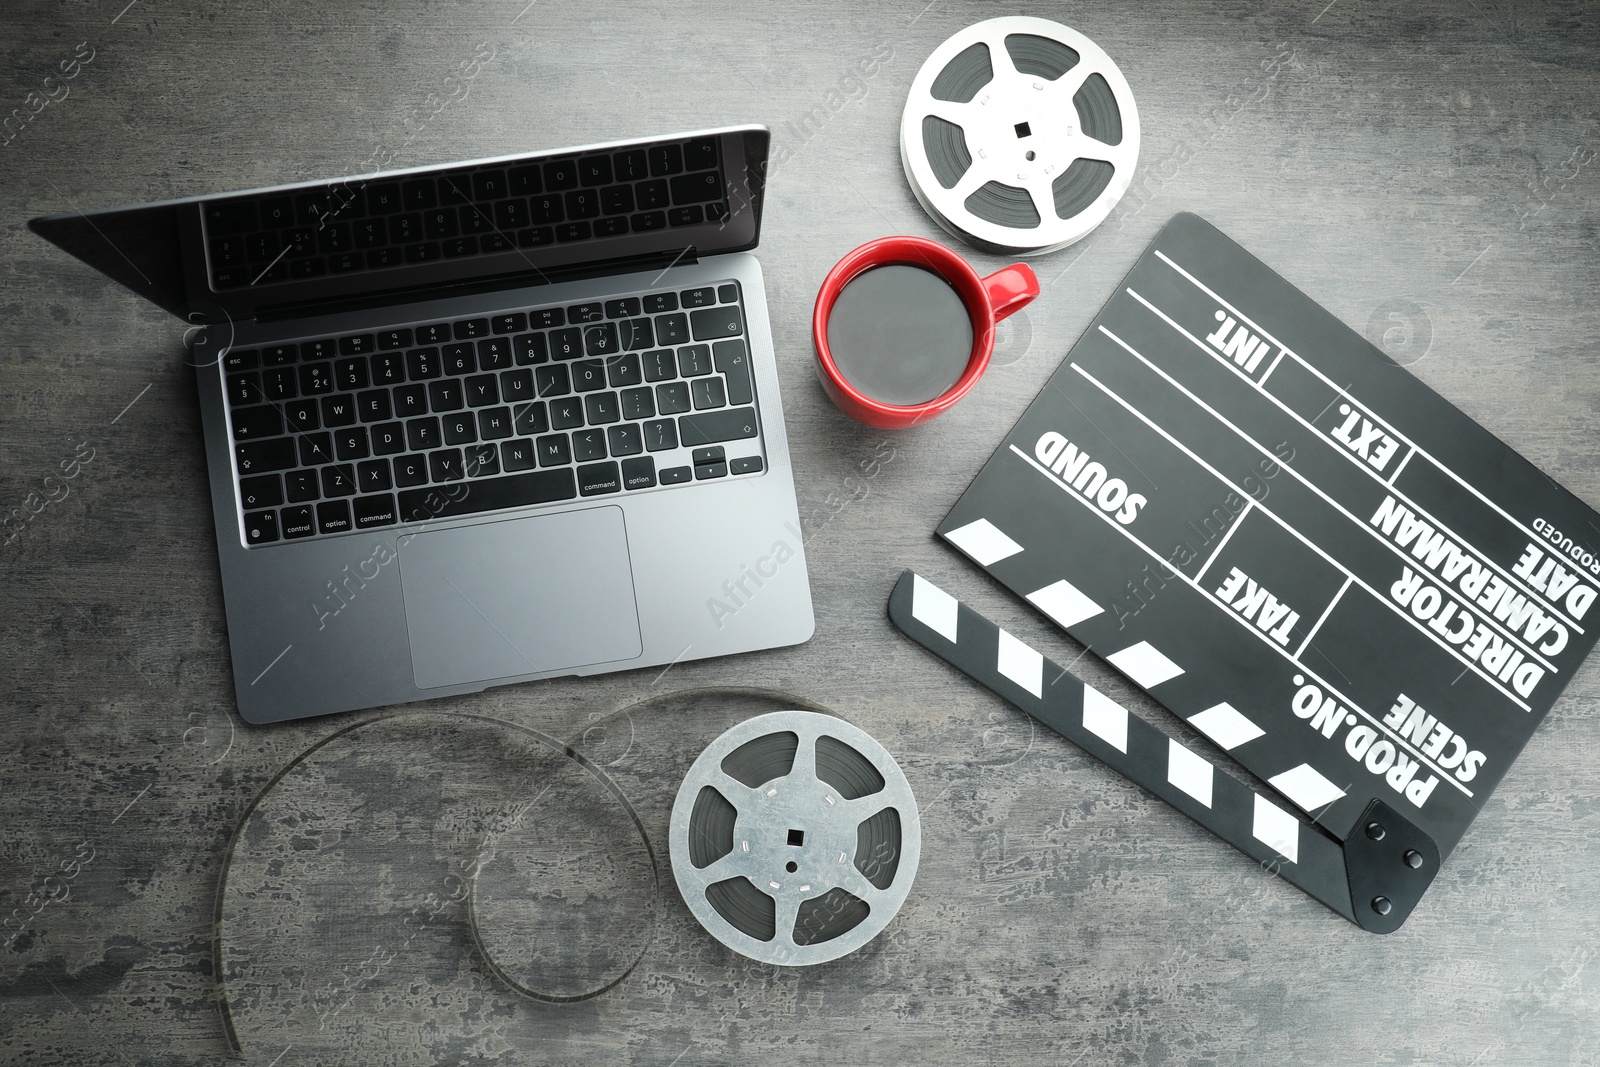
[888,570,1438,932]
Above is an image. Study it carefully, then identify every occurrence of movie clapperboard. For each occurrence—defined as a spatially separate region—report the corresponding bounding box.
[890,213,1600,931]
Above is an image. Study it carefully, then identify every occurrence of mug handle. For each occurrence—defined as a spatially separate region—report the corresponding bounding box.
[981,263,1041,322]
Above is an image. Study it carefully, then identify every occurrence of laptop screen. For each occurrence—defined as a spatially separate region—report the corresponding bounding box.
[29,125,769,325]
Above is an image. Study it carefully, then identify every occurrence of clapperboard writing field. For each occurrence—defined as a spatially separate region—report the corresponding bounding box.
[912,213,1600,929]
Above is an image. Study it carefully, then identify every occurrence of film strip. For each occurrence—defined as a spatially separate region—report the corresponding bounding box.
[887,570,1438,931]
[900,16,1140,255]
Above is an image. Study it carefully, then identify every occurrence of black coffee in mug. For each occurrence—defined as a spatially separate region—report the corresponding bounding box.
[824,264,974,406]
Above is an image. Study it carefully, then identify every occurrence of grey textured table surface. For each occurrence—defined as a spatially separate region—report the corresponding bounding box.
[4,0,1599,1064]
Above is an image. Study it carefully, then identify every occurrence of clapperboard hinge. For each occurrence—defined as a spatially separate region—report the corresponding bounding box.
[887,570,1439,932]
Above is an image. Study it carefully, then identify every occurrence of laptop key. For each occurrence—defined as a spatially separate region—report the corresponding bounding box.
[232,405,282,439]
[406,417,440,451]
[690,304,743,341]
[457,374,496,408]
[227,373,262,406]
[621,456,656,490]
[398,467,576,520]
[480,407,514,439]
[501,438,537,472]
[551,327,582,359]
[642,349,677,382]
[394,384,427,417]
[572,429,607,462]
[643,292,678,313]
[371,422,405,455]
[429,449,465,482]
[335,357,370,390]
[321,395,357,427]
[572,360,606,392]
[262,367,298,401]
[536,364,572,397]
[678,344,713,376]
[280,505,315,539]
[619,318,654,351]
[500,369,535,403]
[371,352,405,385]
[714,339,753,405]
[659,465,692,485]
[416,323,450,344]
[536,433,571,466]
[454,318,489,339]
[583,322,618,356]
[569,301,604,323]
[577,461,622,496]
[549,397,584,429]
[465,444,499,477]
[608,423,642,456]
[656,382,690,414]
[357,460,392,493]
[476,337,512,370]
[356,389,391,422]
[605,297,641,319]
[656,313,689,345]
[679,406,758,446]
[428,379,464,412]
[285,469,320,502]
[237,437,296,474]
[681,287,716,308]
[322,464,357,497]
[513,334,548,365]
[607,352,643,388]
[620,387,654,420]
[300,362,335,395]
[240,474,283,509]
[691,377,727,410]
[393,455,427,487]
[442,413,476,444]
[317,500,352,535]
[334,427,369,460]
[532,308,565,329]
[244,510,280,545]
[352,493,397,529]
[443,343,476,375]
[512,402,548,436]
[643,418,678,452]
[730,456,764,475]
[585,391,620,424]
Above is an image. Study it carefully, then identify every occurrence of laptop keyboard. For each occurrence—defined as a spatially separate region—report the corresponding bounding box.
[224,280,761,545]
[201,136,726,290]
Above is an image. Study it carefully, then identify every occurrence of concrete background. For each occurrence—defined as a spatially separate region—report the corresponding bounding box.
[2,0,1598,1063]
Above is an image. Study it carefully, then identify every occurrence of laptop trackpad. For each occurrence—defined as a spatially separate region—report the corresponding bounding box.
[398,506,642,689]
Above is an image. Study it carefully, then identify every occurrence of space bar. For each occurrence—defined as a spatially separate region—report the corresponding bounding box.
[398,469,577,522]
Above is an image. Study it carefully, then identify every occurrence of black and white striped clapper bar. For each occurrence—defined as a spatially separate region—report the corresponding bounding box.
[888,570,1438,932]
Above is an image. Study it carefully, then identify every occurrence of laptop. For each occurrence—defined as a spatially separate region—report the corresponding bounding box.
[30,125,815,723]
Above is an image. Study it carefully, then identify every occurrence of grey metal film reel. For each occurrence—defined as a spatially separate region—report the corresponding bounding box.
[668,711,921,966]
[900,16,1141,255]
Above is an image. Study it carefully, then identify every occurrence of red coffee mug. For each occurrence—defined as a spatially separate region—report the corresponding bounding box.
[812,236,1039,429]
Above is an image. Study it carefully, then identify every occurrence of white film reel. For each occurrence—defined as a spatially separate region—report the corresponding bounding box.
[668,711,921,966]
[900,16,1141,255]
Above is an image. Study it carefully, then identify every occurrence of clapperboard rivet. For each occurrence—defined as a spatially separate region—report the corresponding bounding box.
[1365,822,1386,841]
[1403,850,1424,869]
[1372,896,1393,916]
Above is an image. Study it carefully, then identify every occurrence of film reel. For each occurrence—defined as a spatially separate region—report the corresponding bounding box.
[900,16,1141,255]
[668,710,920,966]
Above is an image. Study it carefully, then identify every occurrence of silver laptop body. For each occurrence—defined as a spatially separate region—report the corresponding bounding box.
[31,125,814,723]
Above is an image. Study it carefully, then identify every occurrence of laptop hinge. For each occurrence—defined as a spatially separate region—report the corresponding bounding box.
[250,247,700,325]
